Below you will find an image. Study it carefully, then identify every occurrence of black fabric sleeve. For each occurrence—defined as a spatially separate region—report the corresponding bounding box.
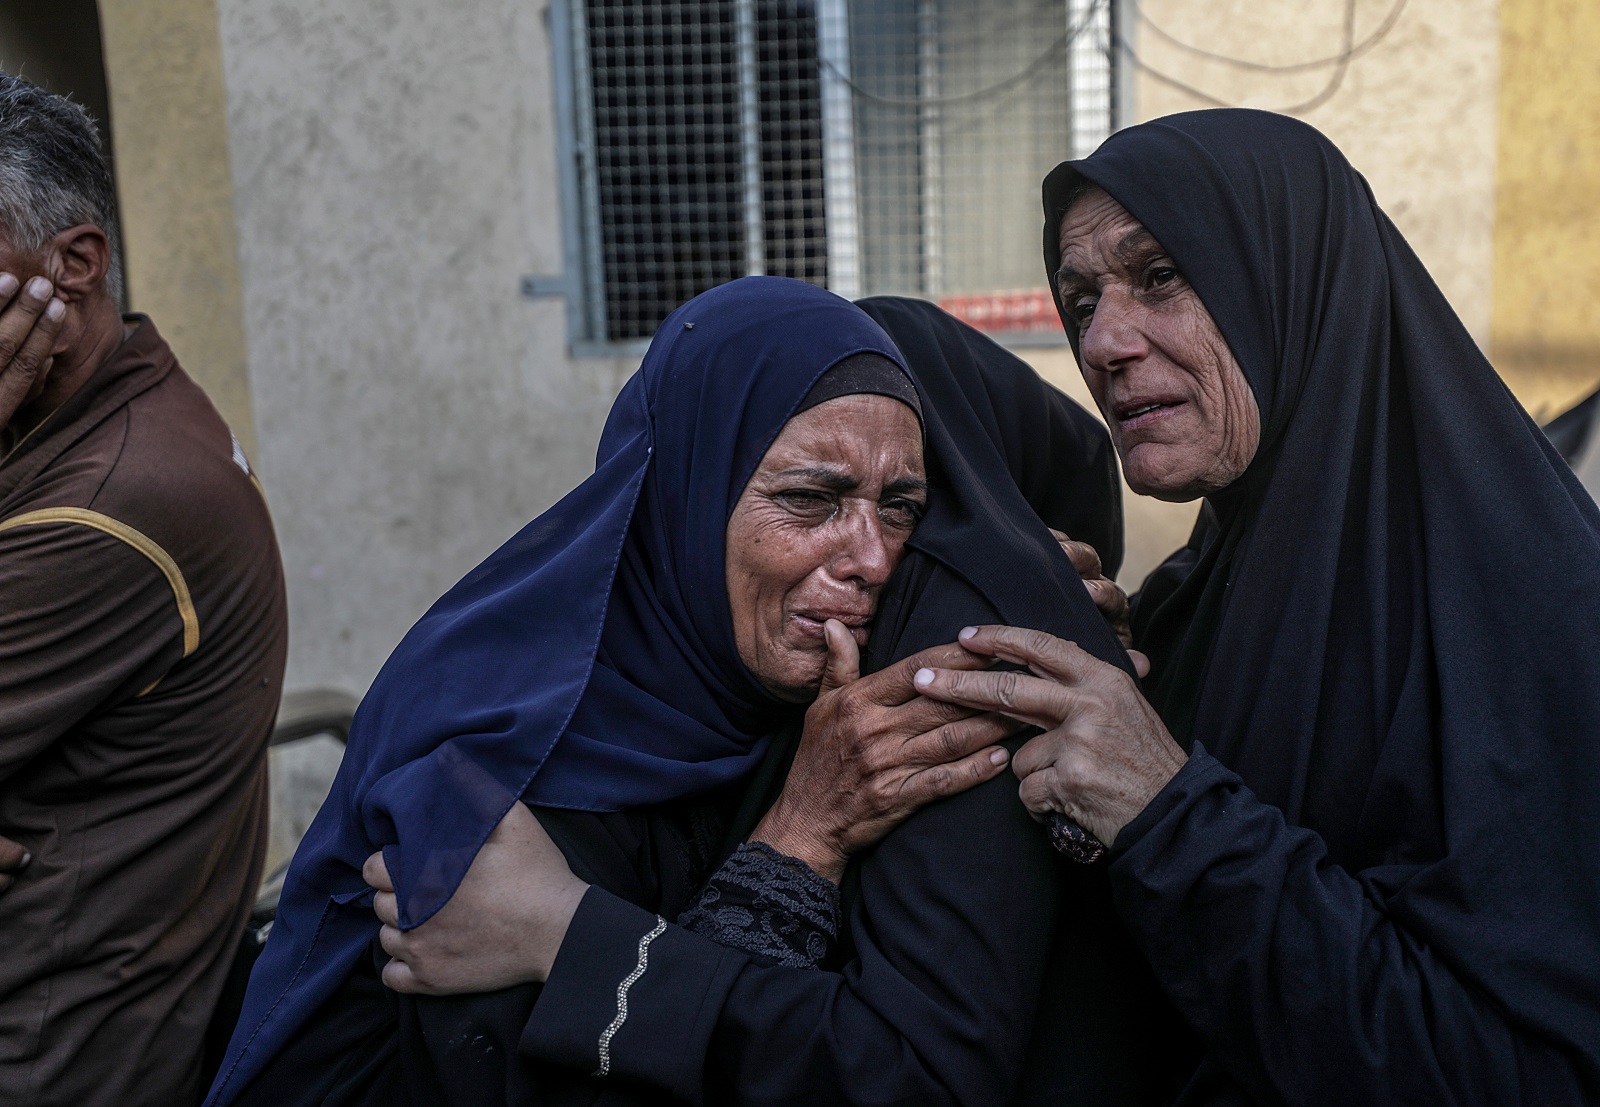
[676,841,840,969]
[523,763,1063,1107]
[1109,746,1594,1106]
[523,886,747,1100]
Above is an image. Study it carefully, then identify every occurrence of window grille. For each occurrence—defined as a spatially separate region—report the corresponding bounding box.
[555,0,1119,347]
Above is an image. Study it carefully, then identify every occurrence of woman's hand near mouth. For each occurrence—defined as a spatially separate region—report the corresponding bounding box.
[750,620,1020,883]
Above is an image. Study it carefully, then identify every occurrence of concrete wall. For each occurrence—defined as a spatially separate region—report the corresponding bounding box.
[1128,0,1500,346]
[213,0,636,693]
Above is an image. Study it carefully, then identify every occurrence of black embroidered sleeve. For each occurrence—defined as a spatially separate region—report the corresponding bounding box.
[676,841,841,969]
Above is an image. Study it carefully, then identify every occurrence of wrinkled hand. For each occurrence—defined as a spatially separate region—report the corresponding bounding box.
[1049,529,1148,677]
[911,625,1186,846]
[750,620,1020,883]
[366,802,589,994]
[0,834,30,896]
[0,274,66,430]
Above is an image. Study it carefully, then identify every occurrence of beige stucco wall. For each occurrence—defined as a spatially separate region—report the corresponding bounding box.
[1128,0,1500,347]
[214,0,636,693]
[1491,0,1600,417]
[98,0,256,453]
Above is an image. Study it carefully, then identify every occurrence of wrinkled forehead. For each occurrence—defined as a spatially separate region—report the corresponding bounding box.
[1046,159,1245,345]
[630,276,914,530]
[765,391,926,476]
[1054,186,1169,283]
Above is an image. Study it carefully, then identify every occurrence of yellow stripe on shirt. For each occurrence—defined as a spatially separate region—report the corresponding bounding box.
[0,507,200,657]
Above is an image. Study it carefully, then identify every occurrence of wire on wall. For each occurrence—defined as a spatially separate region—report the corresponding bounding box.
[1121,0,1410,116]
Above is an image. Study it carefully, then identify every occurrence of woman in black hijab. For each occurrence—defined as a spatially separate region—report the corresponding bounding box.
[914,109,1600,1103]
[361,298,1182,1105]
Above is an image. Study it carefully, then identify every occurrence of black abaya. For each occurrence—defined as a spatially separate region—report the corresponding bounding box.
[1045,109,1600,1103]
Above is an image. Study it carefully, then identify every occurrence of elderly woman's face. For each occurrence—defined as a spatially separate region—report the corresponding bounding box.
[1056,187,1260,501]
[726,393,926,702]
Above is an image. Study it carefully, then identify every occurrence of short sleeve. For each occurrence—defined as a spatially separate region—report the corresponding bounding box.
[0,513,188,781]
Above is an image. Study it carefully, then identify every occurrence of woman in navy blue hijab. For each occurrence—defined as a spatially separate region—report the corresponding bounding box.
[314,298,1164,1107]
[208,276,1015,1105]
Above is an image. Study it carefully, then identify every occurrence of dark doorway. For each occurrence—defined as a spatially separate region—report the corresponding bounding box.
[0,1,125,303]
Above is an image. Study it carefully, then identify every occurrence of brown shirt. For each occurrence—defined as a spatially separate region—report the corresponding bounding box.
[0,318,287,1107]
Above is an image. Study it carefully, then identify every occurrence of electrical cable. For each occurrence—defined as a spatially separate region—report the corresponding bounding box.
[816,0,1404,120]
[1119,0,1408,116]
[1135,0,1410,74]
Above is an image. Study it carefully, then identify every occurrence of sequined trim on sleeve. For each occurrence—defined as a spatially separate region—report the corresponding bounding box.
[593,915,668,1077]
[677,841,841,970]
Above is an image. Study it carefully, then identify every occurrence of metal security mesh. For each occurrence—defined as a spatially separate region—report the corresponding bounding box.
[844,0,1106,302]
[757,3,829,284]
[570,0,1116,343]
[1068,0,1113,159]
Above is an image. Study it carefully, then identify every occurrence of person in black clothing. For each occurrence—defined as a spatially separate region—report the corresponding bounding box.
[910,110,1600,1103]
[364,297,1183,1107]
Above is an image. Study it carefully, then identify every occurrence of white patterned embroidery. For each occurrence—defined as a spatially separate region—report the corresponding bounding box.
[593,916,668,1077]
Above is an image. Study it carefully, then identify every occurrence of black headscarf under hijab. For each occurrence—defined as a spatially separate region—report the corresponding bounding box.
[1044,110,1600,1076]
[855,296,1128,675]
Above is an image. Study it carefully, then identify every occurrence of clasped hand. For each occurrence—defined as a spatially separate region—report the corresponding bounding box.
[364,801,587,995]
[748,620,1022,882]
[913,625,1187,846]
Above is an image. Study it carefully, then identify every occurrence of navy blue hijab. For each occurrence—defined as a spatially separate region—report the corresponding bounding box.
[1045,111,1600,1084]
[209,277,911,1103]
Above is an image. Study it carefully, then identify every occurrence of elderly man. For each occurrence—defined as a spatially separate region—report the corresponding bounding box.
[0,74,286,1106]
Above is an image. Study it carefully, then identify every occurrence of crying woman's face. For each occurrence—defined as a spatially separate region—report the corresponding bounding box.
[724,393,927,701]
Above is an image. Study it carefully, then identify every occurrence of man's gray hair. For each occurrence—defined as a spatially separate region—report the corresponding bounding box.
[0,72,122,304]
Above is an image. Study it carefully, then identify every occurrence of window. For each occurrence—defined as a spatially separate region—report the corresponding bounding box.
[551,0,1119,349]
